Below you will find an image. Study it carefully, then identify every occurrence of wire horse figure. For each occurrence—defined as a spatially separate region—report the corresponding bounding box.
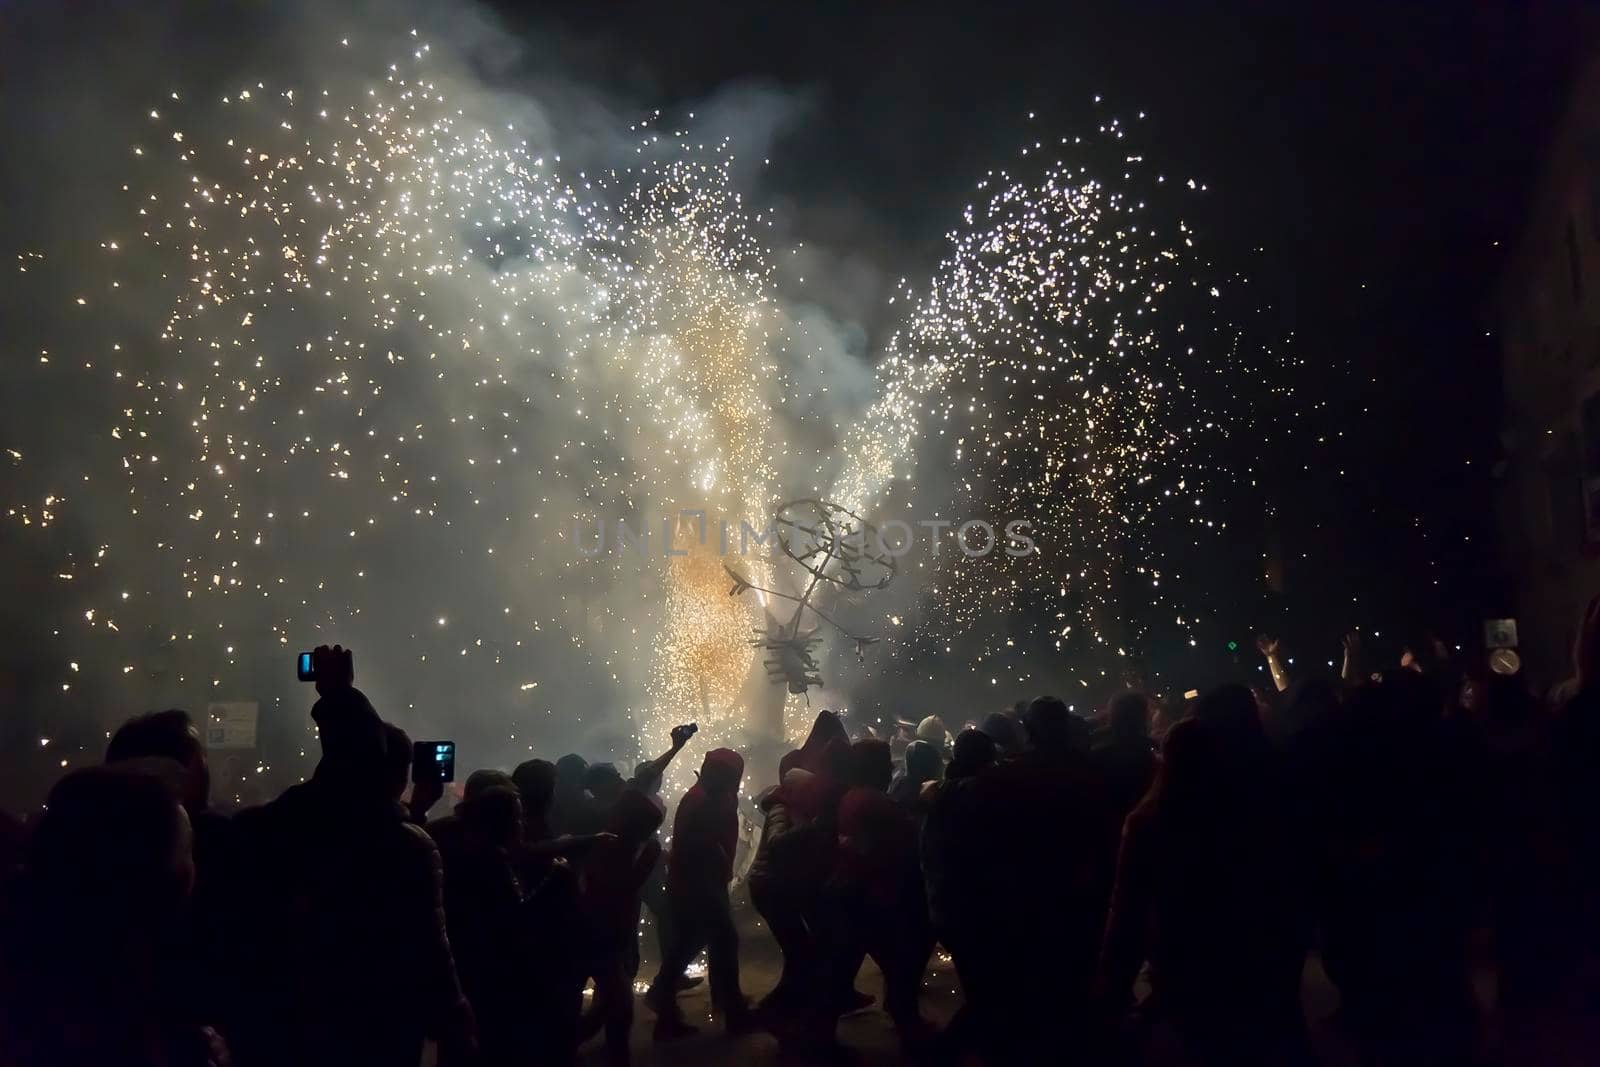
[724,499,894,699]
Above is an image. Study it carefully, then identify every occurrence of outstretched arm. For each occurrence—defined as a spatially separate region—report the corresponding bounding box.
[1257,635,1290,693]
[1340,631,1361,685]
[633,723,696,792]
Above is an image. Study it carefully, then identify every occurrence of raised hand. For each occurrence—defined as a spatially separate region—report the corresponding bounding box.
[312,644,354,697]
[1341,631,1361,683]
[670,722,697,749]
[409,769,445,824]
[1256,635,1280,658]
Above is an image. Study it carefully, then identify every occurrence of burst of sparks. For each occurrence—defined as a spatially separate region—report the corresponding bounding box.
[10,37,1284,769]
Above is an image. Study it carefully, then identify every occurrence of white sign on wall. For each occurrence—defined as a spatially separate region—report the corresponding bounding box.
[205,701,258,750]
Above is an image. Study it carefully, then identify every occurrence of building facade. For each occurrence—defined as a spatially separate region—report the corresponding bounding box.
[1497,53,1600,685]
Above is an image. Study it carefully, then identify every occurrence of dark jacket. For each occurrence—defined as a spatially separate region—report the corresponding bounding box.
[667,749,744,897]
[228,772,469,1067]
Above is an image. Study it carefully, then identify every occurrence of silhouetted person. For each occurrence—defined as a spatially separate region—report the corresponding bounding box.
[978,708,1026,756]
[439,783,544,1067]
[228,645,472,1067]
[647,747,753,1038]
[813,740,934,1048]
[380,721,444,826]
[2,763,225,1067]
[922,727,997,1062]
[513,757,557,842]
[1474,671,1576,1045]
[105,708,233,1029]
[509,757,587,1066]
[890,738,943,811]
[627,725,697,989]
[428,768,517,876]
[963,695,1121,1060]
[1092,690,1157,823]
[1098,700,1312,1067]
[551,753,597,836]
[1315,672,1477,1066]
[748,760,830,1018]
[585,762,626,816]
[576,789,666,1066]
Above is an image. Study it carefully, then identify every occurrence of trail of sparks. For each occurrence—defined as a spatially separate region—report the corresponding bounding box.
[833,118,1275,692]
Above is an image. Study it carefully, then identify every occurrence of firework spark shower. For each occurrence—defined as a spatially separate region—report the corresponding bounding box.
[0,0,1283,783]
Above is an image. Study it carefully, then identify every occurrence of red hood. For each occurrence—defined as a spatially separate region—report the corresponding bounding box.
[699,747,744,793]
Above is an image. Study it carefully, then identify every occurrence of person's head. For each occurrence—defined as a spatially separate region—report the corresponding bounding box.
[1105,691,1150,741]
[310,688,387,791]
[948,728,998,780]
[799,709,850,767]
[915,715,950,748]
[584,762,626,806]
[778,767,822,821]
[106,708,210,813]
[632,760,662,796]
[979,710,1025,753]
[1194,684,1263,741]
[1022,695,1084,754]
[819,737,854,789]
[463,768,515,802]
[1152,717,1225,815]
[698,748,745,795]
[31,764,193,931]
[606,788,666,844]
[848,738,893,791]
[903,739,943,785]
[778,749,804,779]
[554,753,589,794]
[512,758,556,818]
[381,722,412,802]
[458,785,523,849]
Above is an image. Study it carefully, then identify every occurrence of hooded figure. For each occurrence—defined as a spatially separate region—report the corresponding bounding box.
[848,738,894,791]
[747,766,832,1016]
[798,710,851,773]
[890,739,944,811]
[647,748,753,1038]
[511,758,557,842]
[814,760,934,1039]
[668,748,744,894]
[979,710,1026,755]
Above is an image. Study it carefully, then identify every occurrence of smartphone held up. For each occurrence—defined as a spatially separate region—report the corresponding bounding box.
[413,741,456,784]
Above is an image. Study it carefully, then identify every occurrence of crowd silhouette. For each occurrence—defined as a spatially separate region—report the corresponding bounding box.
[6,607,1600,1066]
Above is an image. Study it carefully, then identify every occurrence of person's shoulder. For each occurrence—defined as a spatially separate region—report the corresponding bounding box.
[398,817,442,854]
[426,812,462,838]
[232,783,304,833]
[391,818,446,880]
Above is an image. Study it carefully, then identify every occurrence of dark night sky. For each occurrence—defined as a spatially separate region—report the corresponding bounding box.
[512,0,1591,660]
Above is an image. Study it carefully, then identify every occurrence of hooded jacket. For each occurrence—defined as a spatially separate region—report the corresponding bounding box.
[666,748,744,895]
